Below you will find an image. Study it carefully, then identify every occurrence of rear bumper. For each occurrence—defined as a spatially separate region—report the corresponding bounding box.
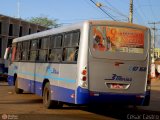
[77,87,150,106]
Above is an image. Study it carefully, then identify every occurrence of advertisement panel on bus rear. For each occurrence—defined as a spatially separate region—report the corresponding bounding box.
[92,26,144,54]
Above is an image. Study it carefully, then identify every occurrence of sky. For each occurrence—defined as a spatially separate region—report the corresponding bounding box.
[0,0,160,46]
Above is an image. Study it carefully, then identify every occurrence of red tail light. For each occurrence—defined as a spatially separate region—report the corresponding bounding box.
[82,70,87,75]
[82,76,87,81]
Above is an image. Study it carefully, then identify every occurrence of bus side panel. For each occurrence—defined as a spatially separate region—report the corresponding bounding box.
[7,62,19,86]
[17,63,35,92]
[34,80,43,96]
[53,64,77,103]
[50,85,75,104]
[18,77,31,92]
[34,63,77,104]
[7,62,36,93]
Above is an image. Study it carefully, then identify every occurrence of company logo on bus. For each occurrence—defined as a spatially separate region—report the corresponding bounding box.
[129,66,147,72]
[105,74,132,82]
[46,66,59,75]
[13,66,18,70]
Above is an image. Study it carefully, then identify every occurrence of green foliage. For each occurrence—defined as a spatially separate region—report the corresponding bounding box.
[27,16,60,28]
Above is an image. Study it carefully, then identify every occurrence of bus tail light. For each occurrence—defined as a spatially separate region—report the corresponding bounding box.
[82,69,87,75]
[82,76,87,81]
[81,67,88,88]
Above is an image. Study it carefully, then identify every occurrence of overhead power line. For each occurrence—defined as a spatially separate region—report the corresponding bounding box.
[89,0,116,21]
[104,0,129,21]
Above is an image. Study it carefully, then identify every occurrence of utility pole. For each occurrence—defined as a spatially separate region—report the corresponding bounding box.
[148,22,160,63]
[129,0,133,23]
[149,22,160,78]
[148,22,160,49]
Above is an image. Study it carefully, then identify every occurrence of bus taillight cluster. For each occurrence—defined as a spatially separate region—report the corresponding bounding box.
[81,68,87,88]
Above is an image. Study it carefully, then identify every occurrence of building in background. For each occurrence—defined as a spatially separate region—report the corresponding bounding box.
[0,14,47,78]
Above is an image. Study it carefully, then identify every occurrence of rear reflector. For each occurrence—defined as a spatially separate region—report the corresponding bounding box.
[136,95,145,98]
[90,92,99,96]
[70,94,75,98]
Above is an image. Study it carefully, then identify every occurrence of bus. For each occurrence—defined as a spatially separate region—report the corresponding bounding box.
[6,20,151,108]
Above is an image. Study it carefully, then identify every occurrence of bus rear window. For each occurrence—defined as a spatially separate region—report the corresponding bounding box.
[91,26,144,54]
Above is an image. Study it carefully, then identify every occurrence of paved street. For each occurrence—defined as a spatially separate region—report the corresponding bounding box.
[0,80,160,120]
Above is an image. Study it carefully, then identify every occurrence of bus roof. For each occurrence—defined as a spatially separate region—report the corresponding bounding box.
[13,20,148,43]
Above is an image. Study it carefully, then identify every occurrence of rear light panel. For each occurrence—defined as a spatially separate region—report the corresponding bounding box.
[80,67,88,88]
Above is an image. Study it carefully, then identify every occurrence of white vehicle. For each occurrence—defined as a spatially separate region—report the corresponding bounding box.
[7,20,151,108]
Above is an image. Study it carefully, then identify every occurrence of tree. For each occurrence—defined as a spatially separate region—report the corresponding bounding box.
[27,16,60,28]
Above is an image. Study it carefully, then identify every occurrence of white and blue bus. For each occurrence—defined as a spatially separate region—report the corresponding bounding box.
[7,20,151,108]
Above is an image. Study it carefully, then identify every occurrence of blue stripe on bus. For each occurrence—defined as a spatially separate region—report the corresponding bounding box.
[8,75,75,104]
[8,70,76,83]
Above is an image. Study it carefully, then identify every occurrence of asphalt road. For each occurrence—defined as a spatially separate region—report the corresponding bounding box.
[0,80,160,120]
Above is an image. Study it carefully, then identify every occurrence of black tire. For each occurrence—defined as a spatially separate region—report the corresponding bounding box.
[15,78,23,94]
[43,82,63,109]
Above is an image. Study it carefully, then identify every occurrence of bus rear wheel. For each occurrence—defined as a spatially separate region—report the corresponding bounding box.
[15,78,23,94]
[43,82,63,109]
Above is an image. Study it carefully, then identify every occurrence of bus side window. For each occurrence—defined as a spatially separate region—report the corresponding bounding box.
[62,30,80,62]
[38,37,49,62]
[22,41,30,61]
[63,47,78,62]
[29,39,38,61]
[49,49,62,62]
[30,39,38,50]
[30,51,37,61]
[49,35,62,62]
[39,50,48,62]
[15,42,22,61]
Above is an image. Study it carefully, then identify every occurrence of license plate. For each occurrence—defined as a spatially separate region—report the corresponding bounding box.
[111,84,123,89]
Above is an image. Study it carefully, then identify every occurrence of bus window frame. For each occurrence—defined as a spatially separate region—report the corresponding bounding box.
[48,34,63,63]
[38,36,50,62]
[15,42,23,61]
[29,39,39,62]
[21,40,30,61]
[62,30,80,63]
[12,29,80,64]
